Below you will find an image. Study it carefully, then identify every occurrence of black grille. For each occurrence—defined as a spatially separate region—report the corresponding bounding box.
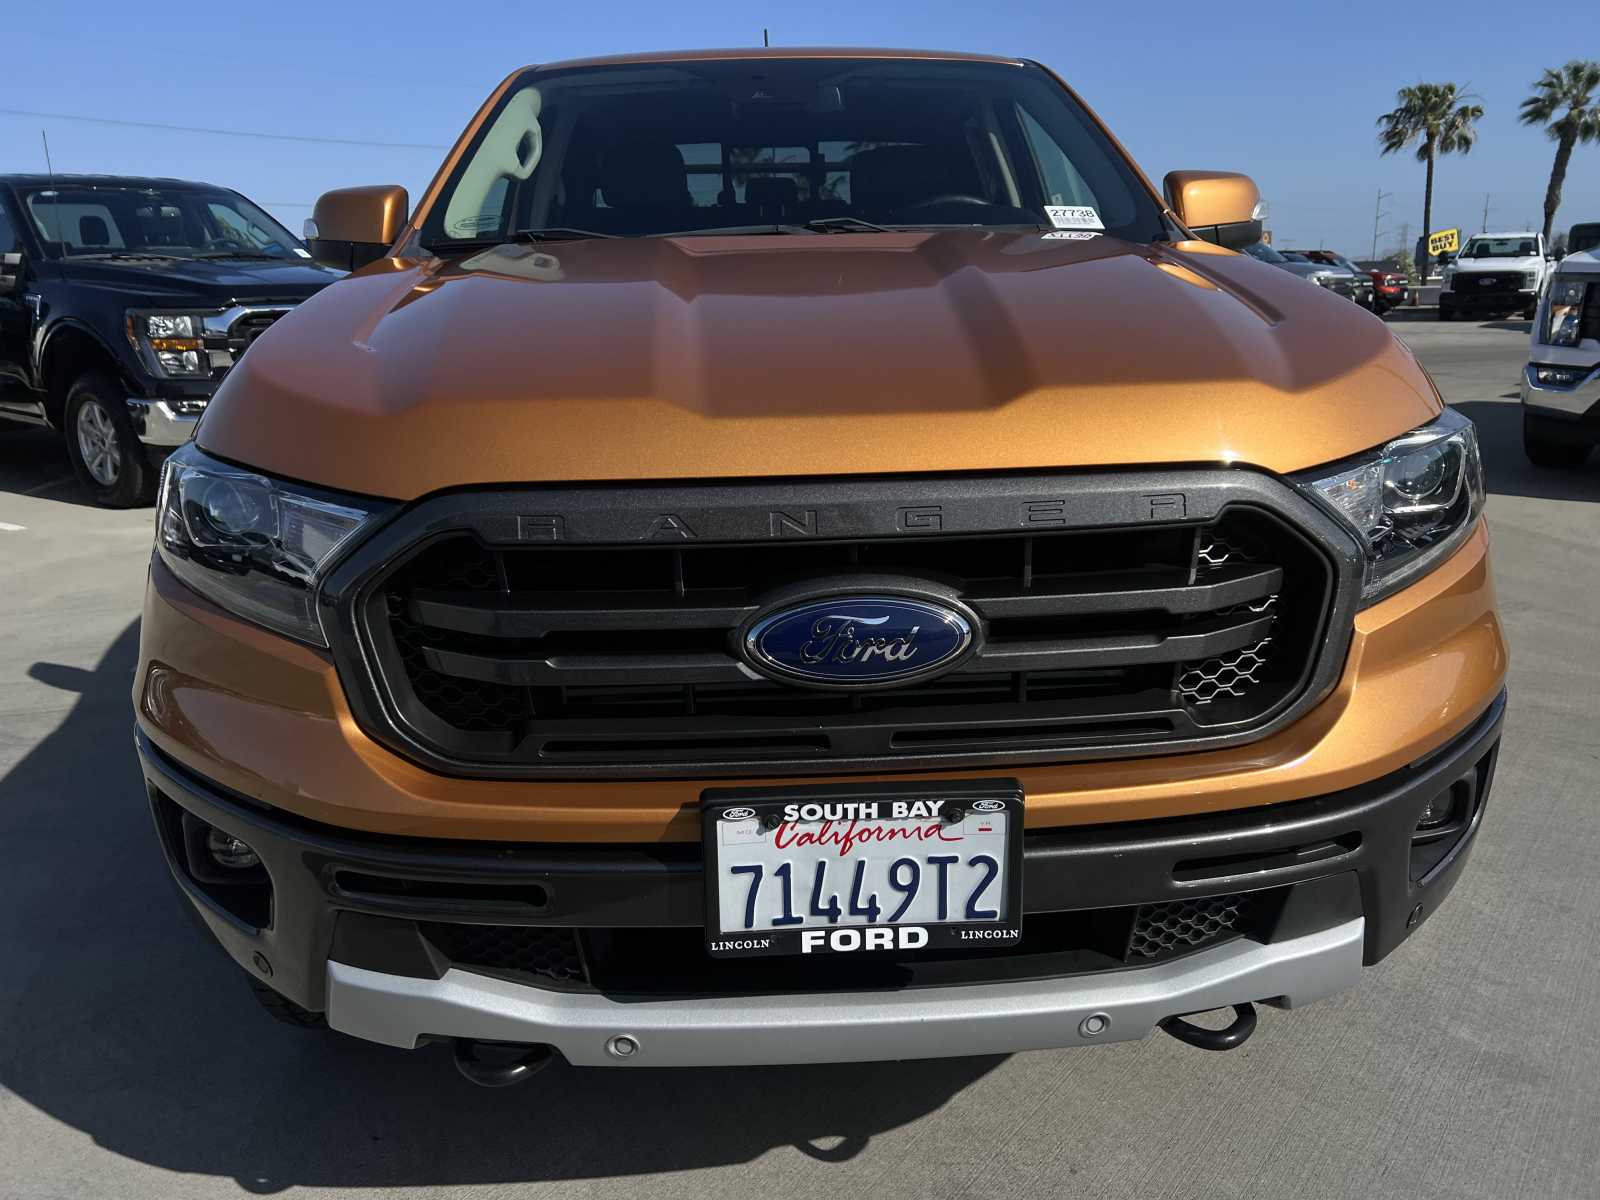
[333,474,1351,777]
[1580,285,1600,344]
[1128,894,1257,959]
[199,307,292,379]
[227,310,288,356]
[420,922,584,982]
[1456,271,1525,294]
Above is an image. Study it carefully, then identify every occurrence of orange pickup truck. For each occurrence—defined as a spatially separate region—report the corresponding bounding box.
[135,48,1505,1084]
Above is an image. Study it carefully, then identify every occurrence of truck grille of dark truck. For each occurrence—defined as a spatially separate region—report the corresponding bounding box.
[1457,272,1524,294]
[327,473,1357,778]
[200,307,292,378]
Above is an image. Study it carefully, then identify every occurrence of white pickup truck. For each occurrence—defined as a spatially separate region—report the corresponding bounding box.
[1441,231,1552,321]
[1520,247,1600,466]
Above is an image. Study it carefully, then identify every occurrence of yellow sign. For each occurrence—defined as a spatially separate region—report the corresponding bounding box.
[1428,228,1460,256]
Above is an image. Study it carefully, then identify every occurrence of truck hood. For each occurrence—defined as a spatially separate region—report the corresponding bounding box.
[1552,249,1600,277]
[1451,256,1540,273]
[60,255,343,305]
[198,231,1441,500]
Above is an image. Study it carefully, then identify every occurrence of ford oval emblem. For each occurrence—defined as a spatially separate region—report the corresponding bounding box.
[742,595,975,689]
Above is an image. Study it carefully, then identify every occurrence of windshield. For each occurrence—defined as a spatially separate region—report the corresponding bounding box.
[1241,241,1288,264]
[1462,236,1538,259]
[419,58,1165,247]
[20,184,304,259]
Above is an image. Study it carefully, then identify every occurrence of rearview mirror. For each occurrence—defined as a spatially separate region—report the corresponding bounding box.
[304,185,409,271]
[0,249,23,295]
[1163,171,1264,250]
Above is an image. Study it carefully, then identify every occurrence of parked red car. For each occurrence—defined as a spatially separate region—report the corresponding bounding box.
[1369,268,1409,314]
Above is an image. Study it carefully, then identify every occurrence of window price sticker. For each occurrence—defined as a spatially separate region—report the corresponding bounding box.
[1045,205,1105,231]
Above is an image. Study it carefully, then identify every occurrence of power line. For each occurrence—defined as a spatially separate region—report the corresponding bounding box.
[0,107,446,151]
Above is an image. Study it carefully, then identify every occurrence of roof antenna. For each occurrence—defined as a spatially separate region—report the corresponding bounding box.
[41,129,54,174]
[763,28,769,47]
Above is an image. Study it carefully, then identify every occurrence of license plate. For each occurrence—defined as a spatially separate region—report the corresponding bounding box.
[701,782,1023,958]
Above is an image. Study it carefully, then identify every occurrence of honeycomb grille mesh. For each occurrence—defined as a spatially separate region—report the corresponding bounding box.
[1128,894,1253,959]
[1181,537,1279,706]
[422,923,585,982]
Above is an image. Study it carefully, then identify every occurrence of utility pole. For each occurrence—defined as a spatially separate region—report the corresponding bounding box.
[1371,189,1392,260]
[1481,194,1490,233]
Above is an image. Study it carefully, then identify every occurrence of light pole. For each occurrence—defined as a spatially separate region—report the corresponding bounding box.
[1371,189,1393,261]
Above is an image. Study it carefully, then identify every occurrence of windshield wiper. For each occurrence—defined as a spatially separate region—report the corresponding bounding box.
[802,216,893,233]
[511,227,615,242]
[72,251,183,261]
[194,251,285,260]
[422,227,617,253]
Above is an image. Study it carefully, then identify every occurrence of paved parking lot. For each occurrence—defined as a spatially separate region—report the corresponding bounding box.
[1,313,1596,1200]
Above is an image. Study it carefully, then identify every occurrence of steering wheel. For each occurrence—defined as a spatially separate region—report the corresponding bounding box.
[899,193,991,215]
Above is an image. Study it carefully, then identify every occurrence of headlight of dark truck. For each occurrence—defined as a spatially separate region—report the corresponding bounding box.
[126,309,223,378]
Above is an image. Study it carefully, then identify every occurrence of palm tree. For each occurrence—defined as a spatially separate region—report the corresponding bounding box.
[1519,61,1600,244]
[1377,83,1484,276]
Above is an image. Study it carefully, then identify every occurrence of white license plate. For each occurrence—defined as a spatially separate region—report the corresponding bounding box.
[702,785,1023,957]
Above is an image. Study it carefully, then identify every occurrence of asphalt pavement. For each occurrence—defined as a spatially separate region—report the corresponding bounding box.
[1,311,1596,1199]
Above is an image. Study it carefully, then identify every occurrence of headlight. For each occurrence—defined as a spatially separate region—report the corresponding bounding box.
[1441,267,1456,291]
[1542,277,1588,346]
[156,444,389,645]
[1523,269,1538,287]
[1296,409,1485,605]
[126,309,221,378]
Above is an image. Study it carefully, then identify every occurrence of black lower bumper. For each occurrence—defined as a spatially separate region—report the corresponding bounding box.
[1525,404,1600,445]
[1441,290,1537,312]
[138,691,1505,1013]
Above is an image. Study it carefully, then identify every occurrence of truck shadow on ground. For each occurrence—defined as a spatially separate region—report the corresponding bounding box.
[1452,399,1600,504]
[0,621,1002,1193]
[0,423,93,507]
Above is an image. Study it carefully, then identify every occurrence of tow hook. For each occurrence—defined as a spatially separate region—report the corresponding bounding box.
[1158,1003,1258,1051]
[452,1039,554,1086]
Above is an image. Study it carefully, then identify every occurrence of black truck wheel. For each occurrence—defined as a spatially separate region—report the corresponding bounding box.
[1524,413,1591,469]
[64,372,156,507]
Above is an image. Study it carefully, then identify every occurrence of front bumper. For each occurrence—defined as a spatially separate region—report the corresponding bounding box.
[1441,285,1538,311]
[327,919,1365,1065]
[140,690,1503,1064]
[126,397,204,447]
[1520,362,1600,430]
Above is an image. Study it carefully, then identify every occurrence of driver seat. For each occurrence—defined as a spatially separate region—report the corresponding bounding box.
[848,145,966,221]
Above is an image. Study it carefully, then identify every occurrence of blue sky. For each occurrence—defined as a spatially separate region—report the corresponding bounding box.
[4,0,1596,256]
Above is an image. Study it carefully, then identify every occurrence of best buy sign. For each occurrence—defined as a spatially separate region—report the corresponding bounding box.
[1428,228,1461,255]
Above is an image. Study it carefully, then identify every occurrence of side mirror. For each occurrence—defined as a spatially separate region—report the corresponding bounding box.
[1164,171,1264,250]
[304,185,409,271]
[0,248,23,295]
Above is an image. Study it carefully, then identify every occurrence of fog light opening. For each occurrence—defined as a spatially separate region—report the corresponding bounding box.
[1415,793,1456,832]
[206,828,261,870]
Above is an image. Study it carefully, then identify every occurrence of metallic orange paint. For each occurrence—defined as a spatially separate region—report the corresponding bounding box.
[135,521,1505,843]
[311,185,410,247]
[197,231,1440,499]
[1163,170,1261,230]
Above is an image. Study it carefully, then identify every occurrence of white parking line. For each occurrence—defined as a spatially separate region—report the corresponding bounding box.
[0,522,25,532]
